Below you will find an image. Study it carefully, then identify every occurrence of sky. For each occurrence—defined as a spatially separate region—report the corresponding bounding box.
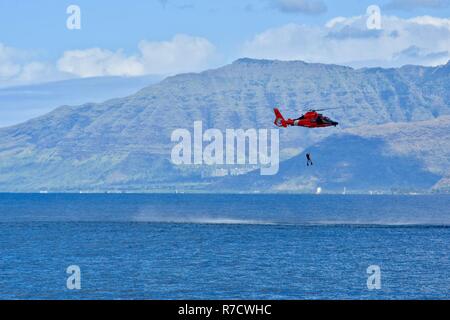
[0,0,449,87]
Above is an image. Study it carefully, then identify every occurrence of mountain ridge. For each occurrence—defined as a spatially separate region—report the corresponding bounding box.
[0,58,449,192]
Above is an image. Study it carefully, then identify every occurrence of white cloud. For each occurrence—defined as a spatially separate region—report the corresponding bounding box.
[242,15,450,67]
[273,0,327,14]
[138,34,216,75]
[1,16,448,88]
[57,48,144,78]
[57,34,216,77]
[0,44,21,79]
[384,0,450,11]
[325,16,359,28]
[0,43,65,88]
[408,15,450,27]
[0,34,216,87]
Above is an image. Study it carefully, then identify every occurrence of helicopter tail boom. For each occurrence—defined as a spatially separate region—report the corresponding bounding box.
[274,108,287,127]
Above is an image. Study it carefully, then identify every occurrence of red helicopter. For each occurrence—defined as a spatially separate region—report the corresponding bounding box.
[274,107,339,128]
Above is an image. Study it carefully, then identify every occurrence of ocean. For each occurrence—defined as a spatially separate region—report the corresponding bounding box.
[0,193,449,299]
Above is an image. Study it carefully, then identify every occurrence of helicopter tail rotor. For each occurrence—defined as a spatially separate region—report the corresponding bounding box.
[273,108,287,127]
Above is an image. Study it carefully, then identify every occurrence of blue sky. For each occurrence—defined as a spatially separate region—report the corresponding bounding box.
[0,0,449,86]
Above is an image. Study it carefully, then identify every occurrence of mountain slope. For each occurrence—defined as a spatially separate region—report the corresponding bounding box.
[0,59,448,192]
[213,117,450,193]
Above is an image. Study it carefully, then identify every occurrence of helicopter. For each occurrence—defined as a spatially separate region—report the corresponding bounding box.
[274,107,339,128]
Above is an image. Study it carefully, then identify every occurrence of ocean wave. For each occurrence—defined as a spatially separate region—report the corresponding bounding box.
[132,214,277,226]
[131,213,450,227]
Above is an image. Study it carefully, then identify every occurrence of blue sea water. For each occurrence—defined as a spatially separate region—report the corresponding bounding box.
[0,193,449,300]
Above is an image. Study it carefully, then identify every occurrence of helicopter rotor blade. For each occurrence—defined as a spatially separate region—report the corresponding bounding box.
[309,106,349,112]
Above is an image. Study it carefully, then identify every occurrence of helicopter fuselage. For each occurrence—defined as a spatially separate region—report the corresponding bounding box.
[289,111,338,128]
[274,108,339,128]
